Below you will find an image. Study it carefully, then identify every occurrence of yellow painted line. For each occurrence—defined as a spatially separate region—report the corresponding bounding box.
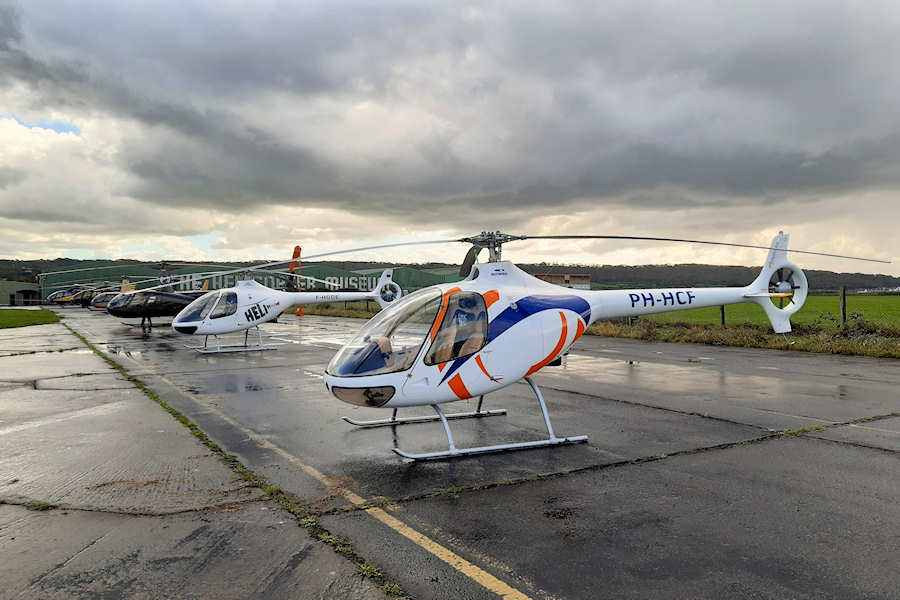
[156,374,535,600]
[365,506,532,600]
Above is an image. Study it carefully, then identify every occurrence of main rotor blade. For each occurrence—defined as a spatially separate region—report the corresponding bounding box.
[260,269,342,289]
[124,238,461,294]
[519,235,891,264]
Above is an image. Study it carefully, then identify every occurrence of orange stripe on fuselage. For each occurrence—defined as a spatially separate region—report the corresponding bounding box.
[429,286,462,341]
[525,311,568,377]
[483,289,500,309]
[475,355,493,380]
[573,318,585,342]
[448,374,472,399]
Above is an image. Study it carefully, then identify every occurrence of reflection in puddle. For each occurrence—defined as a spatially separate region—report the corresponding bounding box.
[201,373,271,394]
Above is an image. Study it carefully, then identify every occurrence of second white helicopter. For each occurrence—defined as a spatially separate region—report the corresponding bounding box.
[172,269,401,353]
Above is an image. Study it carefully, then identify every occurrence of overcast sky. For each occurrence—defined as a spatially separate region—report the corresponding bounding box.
[1,1,898,274]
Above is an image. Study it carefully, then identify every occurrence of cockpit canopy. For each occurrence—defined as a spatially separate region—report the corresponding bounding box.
[107,293,132,309]
[326,287,488,378]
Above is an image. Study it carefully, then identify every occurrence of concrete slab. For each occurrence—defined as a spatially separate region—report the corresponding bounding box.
[35,372,133,390]
[810,416,900,452]
[0,384,264,514]
[0,386,123,426]
[0,503,383,600]
[0,348,110,383]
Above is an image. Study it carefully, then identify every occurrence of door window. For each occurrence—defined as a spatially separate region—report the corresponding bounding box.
[210,292,238,319]
[424,292,487,365]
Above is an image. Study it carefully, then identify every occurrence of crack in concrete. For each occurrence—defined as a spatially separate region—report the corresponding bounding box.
[0,494,265,517]
[0,347,82,357]
[803,434,900,456]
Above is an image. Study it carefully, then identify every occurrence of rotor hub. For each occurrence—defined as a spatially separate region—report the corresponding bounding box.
[460,231,526,262]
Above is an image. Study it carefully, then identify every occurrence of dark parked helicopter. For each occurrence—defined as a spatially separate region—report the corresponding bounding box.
[107,289,210,329]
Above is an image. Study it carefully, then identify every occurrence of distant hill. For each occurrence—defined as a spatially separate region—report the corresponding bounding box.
[2,257,898,292]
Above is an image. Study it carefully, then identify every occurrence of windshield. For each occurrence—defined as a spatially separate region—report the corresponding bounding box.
[327,288,442,377]
[107,294,132,309]
[177,291,220,323]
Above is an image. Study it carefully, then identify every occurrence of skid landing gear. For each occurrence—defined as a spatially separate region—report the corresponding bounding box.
[185,326,275,353]
[342,396,506,428]
[392,377,588,460]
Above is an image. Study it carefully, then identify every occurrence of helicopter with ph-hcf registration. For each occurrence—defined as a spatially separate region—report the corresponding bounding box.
[319,231,890,460]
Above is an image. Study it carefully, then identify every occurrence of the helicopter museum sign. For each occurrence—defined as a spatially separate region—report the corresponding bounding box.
[171,273,379,291]
[305,276,379,290]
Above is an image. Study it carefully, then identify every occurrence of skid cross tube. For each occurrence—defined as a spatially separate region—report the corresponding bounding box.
[342,396,506,428]
[392,377,588,460]
[184,326,275,353]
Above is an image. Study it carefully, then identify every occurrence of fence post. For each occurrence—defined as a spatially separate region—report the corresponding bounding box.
[720,305,726,327]
[840,286,847,327]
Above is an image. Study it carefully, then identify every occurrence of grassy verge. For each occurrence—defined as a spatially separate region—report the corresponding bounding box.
[62,323,408,598]
[0,308,60,329]
[301,300,380,320]
[588,317,900,359]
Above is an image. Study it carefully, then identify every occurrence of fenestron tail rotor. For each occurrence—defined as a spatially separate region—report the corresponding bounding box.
[769,266,802,309]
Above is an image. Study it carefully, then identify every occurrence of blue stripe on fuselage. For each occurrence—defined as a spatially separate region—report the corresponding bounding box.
[438,294,590,384]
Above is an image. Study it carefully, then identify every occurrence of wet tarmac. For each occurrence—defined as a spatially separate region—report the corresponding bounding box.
[5,308,900,599]
[0,319,383,599]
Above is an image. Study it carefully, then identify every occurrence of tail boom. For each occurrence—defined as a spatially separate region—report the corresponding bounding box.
[578,232,807,334]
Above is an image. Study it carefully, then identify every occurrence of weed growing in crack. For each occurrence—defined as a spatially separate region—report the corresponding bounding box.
[356,563,382,578]
[24,500,57,511]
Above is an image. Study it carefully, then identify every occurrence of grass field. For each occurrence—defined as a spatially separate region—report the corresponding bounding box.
[0,308,61,329]
[644,294,900,331]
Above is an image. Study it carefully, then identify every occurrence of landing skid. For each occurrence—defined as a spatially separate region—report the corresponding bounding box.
[342,396,506,428]
[120,320,173,328]
[185,327,275,353]
[392,377,588,460]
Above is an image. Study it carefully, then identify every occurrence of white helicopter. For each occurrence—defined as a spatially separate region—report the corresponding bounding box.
[171,268,402,353]
[320,231,889,460]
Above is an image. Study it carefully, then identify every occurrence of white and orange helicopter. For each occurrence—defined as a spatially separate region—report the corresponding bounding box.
[315,231,888,460]
[170,247,402,353]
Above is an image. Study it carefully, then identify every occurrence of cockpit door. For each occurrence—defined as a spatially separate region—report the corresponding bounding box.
[402,290,488,396]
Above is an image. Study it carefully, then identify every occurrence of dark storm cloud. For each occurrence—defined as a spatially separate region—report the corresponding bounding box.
[2,0,900,230]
